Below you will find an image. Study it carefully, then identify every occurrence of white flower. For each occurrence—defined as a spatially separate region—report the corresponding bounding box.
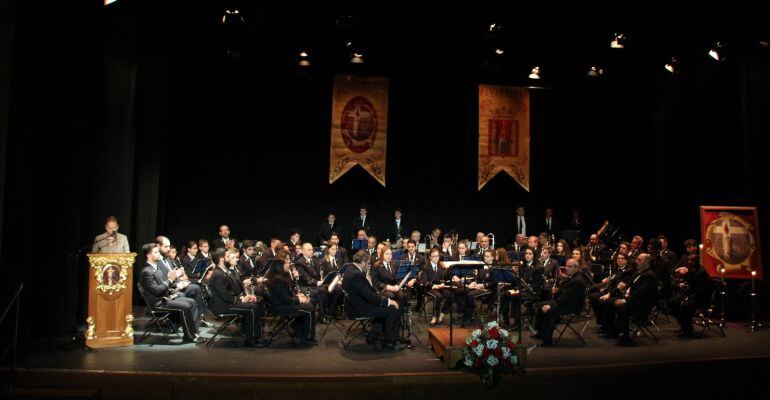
[510,355,518,364]
[486,355,499,367]
[473,344,484,357]
[499,329,509,338]
[464,356,474,367]
[486,321,498,329]
[471,329,481,339]
[502,347,511,358]
[486,339,498,350]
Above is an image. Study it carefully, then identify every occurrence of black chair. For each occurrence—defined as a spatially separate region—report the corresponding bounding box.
[554,313,587,346]
[202,285,244,347]
[261,289,297,347]
[693,307,726,337]
[630,308,659,343]
[137,285,183,343]
[341,291,373,349]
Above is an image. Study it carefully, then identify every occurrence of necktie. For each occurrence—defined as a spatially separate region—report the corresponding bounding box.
[386,262,391,273]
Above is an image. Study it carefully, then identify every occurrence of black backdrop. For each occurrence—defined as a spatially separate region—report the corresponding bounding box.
[1,1,769,348]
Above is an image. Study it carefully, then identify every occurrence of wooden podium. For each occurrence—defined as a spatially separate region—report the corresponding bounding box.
[85,252,136,349]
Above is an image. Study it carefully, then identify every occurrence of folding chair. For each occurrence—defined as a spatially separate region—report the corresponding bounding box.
[137,285,183,343]
[203,285,244,347]
[554,313,587,346]
[341,291,373,349]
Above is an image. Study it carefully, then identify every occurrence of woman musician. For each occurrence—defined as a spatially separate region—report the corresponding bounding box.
[320,244,345,318]
[421,247,453,326]
[372,248,414,308]
[265,255,318,346]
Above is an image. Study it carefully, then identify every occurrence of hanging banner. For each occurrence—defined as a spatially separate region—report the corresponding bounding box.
[329,75,388,186]
[478,85,530,191]
[700,206,763,280]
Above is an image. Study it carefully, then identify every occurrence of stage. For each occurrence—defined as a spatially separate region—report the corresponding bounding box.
[5,306,770,399]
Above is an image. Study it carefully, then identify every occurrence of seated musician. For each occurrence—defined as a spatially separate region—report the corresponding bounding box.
[571,248,594,282]
[421,247,452,326]
[236,240,258,279]
[474,234,491,258]
[554,240,570,265]
[460,249,497,327]
[533,259,589,347]
[181,241,200,278]
[456,240,471,261]
[139,243,203,343]
[266,256,318,346]
[319,244,345,318]
[317,212,338,245]
[342,250,401,351]
[399,239,425,265]
[208,248,264,347]
[668,239,712,338]
[195,239,211,261]
[288,228,302,249]
[589,252,636,334]
[539,246,561,300]
[367,235,379,259]
[372,247,414,308]
[295,243,331,323]
[608,253,659,346]
[156,236,211,327]
[498,247,529,329]
[440,235,457,260]
[409,230,422,244]
[328,233,349,264]
[258,238,281,269]
[375,240,387,261]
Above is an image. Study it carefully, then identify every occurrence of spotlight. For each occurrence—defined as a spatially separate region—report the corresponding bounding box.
[104,0,118,5]
[610,33,627,49]
[350,52,364,64]
[708,41,726,61]
[488,23,503,32]
[528,66,541,80]
[759,40,769,48]
[664,57,679,74]
[494,48,504,55]
[222,8,245,25]
[297,50,311,67]
[587,65,604,77]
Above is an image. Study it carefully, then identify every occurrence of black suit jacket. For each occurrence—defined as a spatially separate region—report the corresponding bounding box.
[386,220,407,243]
[181,253,198,276]
[372,261,398,290]
[626,269,659,316]
[295,256,322,287]
[350,216,373,238]
[539,217,560,236]
[318,222,339,245]
[399,252,424,266]
[258,248,277,269]
[342,265,388,317]
[552,272,588,315]
[420,263,448,286]
[208,267,242,315]
[211,236,235,250]
[335,247,349,265]
[237,255,256,279]
[139,263,172,307]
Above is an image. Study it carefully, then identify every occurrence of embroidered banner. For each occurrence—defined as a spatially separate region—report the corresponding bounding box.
[329,75,388,186]
[478,85,530,191]
[700,206,763,280]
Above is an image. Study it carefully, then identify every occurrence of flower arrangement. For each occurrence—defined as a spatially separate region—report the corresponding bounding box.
[462,321,524,387]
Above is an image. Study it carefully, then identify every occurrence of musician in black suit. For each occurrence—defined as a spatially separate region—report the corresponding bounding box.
[266,257,317,345]
[372,247,414,307]
[139,243,203,343]
[287,228,302,249]
[585,234,607,264]
[399,240,424,265]
[474,235,492,258]
[539,246,562,300]
[538,208,560,236]
[258,238,282,269]
[533,258,589,346]
[181,241,200,278]
[156,236,211,327]
[327,233,349,264]
[318,245,345,317]
[460,249,497,326]
[668,240,712,338]
[236,240,258,279]
[317,213,339,245]
[506,206,530,242]
[421,247,452,326]
[350,205,373,240]
[590,252,636,333]
[195,239,211,262]
[611,253,659,346]
[386,208,407,244]
[295,243,330,321]
[440,236,457,261]
[211,225,236,250]
[342,250,401,351]
[208,249,264,347]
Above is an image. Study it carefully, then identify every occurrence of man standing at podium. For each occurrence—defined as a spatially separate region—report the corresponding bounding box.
[92,216,130,253]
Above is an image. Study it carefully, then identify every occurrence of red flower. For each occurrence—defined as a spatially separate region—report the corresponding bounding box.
[488,327,500,339]
[470,340,479,348]
[474,359,482,368]
[494,347,503,358]
[483,348,491,356]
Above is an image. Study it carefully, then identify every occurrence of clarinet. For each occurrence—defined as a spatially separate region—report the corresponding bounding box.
[290,262,300,294]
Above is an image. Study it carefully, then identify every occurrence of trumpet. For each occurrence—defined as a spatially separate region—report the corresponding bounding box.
[488,233,495,249]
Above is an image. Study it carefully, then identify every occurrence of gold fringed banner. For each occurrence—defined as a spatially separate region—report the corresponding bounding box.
[329,75,388,186]
[478,85,530,191]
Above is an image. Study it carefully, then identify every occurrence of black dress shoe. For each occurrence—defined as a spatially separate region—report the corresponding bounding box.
[383,341,400,352]
[244,339,265,348]
[301,338,319,346]
[539,341,554,347]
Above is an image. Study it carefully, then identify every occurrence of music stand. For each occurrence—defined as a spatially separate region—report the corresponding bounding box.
[492,267,523,343]
[394,262,422,348]
[351,239,368,251]
[192,259,211,277]
[443,261,485,347]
